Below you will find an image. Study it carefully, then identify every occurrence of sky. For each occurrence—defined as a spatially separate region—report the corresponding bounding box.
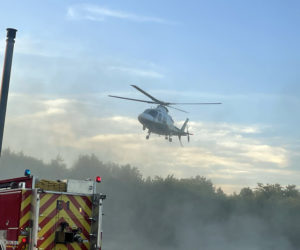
[0,0,299,192]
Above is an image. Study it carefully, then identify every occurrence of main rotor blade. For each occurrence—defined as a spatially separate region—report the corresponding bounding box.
[131,85,164,104]
[168,105,188,113]
[168,102,222,105]
[108,95,156,104]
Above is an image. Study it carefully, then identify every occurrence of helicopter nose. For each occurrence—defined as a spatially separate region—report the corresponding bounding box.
[138,113,150,124]
[138,113,145,124]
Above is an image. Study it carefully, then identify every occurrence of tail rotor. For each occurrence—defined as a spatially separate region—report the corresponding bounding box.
[186,124,193,143]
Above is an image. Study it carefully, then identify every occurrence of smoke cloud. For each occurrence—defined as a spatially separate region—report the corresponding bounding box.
[1,151,299,250]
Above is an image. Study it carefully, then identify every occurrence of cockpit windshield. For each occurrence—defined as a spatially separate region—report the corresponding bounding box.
[145,109,158,118]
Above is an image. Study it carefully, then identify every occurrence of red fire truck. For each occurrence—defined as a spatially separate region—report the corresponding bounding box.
[0,170,106,250]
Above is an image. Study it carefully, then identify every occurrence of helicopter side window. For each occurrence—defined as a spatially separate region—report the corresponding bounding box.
[158,113,162,121]
[148,110,158,118]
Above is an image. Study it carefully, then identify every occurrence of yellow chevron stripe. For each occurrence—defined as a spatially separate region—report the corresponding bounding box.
[39,230,56,249]
[74,196,92,216]
[58,209,89,233]
[39,193,48,207]
[39,196,58,225]
[58,209,91,250]
[55,244,68,250]
[37,193,92,250]
[21,194,32,211]
[71,242,83,250]
[61,195,91,232]
[20,191,32,231]
[38,194,58,248]
[85,242,90,249]
[18,235,27,245]
[39,193,57,208]
[20,210,31,228]
[39,210,91,250]
[38,214,57,237]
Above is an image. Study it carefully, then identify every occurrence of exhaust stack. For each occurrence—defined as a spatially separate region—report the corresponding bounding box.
[0,28,17,156]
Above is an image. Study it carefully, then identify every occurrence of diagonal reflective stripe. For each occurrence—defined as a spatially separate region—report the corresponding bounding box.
[41,216,88,250]
[68,196,91,224]
[22,190,32,200]
[21,194,31,211]
[72,242,89,250]
[39,210,57,237]
[39,206,57,228]
[39,199,58,225]
[36,193,92,250]
[60,209,89,237]
[61,196,91,234]
[81,196,92,208]
[73,195,92,215]
[40,193,60,214]
[20,203,31,218]
[39,218,64,249]
[20,209,31,228]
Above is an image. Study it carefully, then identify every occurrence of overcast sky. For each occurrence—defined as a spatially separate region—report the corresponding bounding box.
[0,0,299,192]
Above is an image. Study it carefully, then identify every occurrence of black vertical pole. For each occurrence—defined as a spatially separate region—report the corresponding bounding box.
[0,28,17,156]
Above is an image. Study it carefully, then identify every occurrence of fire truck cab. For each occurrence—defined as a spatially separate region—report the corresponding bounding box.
[0,170,106,250]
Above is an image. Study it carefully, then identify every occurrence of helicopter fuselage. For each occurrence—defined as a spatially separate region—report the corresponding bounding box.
[138,105,182,136]
[109,84,220,144]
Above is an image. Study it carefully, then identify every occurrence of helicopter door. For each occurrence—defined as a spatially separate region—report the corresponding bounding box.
[158,113,162,122]
[163,116,166,124]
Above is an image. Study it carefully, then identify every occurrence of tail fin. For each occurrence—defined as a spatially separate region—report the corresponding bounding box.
[180,118,189,132]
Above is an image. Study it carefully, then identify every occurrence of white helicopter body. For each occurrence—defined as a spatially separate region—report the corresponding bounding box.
[138,105,189,142]
[109,85,221,145]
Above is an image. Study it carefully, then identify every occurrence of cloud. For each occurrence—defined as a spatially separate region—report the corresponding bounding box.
[3,94,295,193]
[67,4,173,24]
[1,35,68,58]
[188,121,287,167]
[6,40,166,97]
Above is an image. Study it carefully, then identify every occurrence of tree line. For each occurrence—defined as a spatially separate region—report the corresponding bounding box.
[1,149,300,250]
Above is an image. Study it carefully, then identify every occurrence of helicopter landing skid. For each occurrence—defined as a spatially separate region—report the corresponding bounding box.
[146,131,151,140]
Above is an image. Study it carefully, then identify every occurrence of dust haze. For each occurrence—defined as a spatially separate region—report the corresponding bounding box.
[1,150,300,250]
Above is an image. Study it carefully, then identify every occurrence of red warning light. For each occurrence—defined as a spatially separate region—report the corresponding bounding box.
[22,238,27,243]
[95,176,102,183]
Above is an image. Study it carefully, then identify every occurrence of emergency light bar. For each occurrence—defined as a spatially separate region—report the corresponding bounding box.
[24,169,31,177]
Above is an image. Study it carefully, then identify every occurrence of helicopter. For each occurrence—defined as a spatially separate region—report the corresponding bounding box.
[109,85,221,145]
